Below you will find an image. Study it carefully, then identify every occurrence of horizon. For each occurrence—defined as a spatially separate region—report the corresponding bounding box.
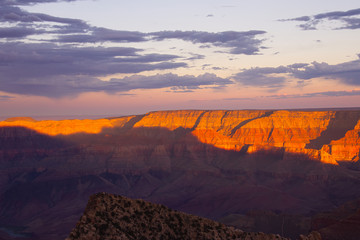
[1,0,360,116]
[2,106,360,121]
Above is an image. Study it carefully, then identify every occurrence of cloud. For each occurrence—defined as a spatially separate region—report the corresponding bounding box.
[1,0,78,6]
[281,8,360,30]
[223,97,255,101]
[290,59,360,85]
[0,2,267,56]
[0,72,232,98]
[149,30,267,55]
[267,89,360,99]
[109,73,232,92]
[0,5,86,25]
[55,28,267,55]
[186,53,205,60]
[212,67,224,70]
[0,4,267,55]
[0,26,40,38]
[0,0,266,98]
[0,4,89,39]
[221,89,360,102]
[232,66,289,90]
[232,56,360,90]
[0,95,15,101]
[0,42,188,97]
[56,27,147,43]
[1,45,182,74]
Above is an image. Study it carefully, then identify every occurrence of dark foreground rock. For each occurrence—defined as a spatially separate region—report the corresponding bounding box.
[67,193,320,240]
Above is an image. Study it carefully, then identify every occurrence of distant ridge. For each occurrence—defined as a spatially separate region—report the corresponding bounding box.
[4,117,36,122]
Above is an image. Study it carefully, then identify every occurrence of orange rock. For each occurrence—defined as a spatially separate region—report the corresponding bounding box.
[1,110,359,165]
[0,116,134,136]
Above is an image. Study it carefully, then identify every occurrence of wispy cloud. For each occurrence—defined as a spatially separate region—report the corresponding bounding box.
[280,8,360,30]
[0,95,15,101]
[232,56,360,91]
[223,97,255,101]
[267,89,360,99]
[2,0,78,5]
[0,72,232,98]
[150,30,266,55]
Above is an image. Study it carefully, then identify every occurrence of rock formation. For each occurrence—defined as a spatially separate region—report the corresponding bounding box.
[0,109,359,239]
[1,110,359,164]
[67,192,321,240]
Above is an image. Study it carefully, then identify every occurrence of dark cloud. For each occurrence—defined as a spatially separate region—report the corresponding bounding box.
[232,66,288,90]
[0,5,86,26]
[0,72,232,98]
[56,27,147,43]
[0,3,267,56]
[0,0,265,98]
[55,28,267,54]
[290,59,360,84]
[149,30,267,55]
[287,16,311,22]
[1,0,78,6]
[186,53,205,60]
[0,26,39,38]
[232,56,360,90]
[281,8,360,30]
[0,42,188,97]
[0,42,184,77]
[287,63,309,69]
[314,8,360,20]
[108,73,233,92]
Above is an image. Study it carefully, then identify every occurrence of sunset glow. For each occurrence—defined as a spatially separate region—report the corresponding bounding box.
[1,0,360,118]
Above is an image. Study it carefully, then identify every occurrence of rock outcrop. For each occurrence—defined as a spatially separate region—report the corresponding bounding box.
[67,192,321,240]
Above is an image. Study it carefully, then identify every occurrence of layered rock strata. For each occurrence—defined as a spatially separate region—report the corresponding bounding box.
[2,110,359,164]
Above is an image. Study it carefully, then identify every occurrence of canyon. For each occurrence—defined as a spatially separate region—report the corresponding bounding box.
[0,110,360,239]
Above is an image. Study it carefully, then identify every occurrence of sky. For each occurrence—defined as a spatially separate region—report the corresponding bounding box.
[1,0,360,119]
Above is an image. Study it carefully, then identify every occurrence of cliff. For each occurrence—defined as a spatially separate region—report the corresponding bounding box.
[1,110,360,239]
[2,110,359,164]
[134,110,360,164]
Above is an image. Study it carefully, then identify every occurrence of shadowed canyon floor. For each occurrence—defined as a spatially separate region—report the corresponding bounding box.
[0,110,360,239]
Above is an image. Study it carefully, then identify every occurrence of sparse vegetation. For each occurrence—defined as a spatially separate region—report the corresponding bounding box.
[66,192,314,240]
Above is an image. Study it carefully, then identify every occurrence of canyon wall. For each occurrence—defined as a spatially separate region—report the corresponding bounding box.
[2,110,359,164]
[1,110,360,239]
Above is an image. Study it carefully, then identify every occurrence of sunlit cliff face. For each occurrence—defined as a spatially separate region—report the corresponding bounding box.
[1,110,360,165]
[0,117,134,136]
